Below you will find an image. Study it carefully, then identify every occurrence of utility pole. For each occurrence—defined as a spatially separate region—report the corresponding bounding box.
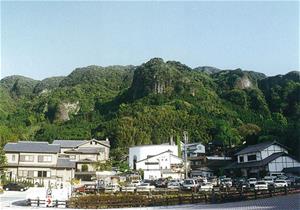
[183,131,188,179]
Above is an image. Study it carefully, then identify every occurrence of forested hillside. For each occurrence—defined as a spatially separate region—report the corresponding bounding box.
[0,58,299,160]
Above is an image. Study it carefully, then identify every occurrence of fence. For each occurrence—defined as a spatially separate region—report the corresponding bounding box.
[66,185,300,209]
[27,199,67,208]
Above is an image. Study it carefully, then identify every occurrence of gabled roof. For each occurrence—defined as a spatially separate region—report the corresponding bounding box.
[137,150,182,163]
[225,152,288,169]
[4,141,60,153]
[56,158,76,169]
[53,139,110,148]
[52,140,86,148]
[235,141,288,156]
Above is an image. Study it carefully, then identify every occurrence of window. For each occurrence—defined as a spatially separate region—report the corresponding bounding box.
[28,171,34,177]
[12,155,15,161]
[37,171,47,177]
[38,155,52,162]
[20,155,34,162]
[18,170,28,177]
[247,154,257,161]
[69,155,76,160]
[239,156,244,162]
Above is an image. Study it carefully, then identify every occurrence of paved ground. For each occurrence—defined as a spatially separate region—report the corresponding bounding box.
[0,191,27,208]
[0,191,299,210]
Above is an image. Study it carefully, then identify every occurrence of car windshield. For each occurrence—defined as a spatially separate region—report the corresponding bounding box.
[275,180,285,183]
[140,183,149,186]
[184,180,194,184]
[249,178,256,181]
[264,178,272,181]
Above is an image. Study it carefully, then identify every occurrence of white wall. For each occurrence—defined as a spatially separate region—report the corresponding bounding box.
[261,145,287,160]
[268,156,300,172]
[129,145,178,169]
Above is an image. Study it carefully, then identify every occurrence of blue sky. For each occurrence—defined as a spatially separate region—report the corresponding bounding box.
[1,1,299,80]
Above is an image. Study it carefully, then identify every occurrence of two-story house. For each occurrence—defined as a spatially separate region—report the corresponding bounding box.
[53,139,110,181]
[3,141,75,187]
[3,138,110,186]
[226,141,300,177]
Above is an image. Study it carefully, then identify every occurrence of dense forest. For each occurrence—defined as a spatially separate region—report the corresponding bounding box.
[0,58,299,162]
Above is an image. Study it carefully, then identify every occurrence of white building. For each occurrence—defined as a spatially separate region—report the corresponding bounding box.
[183,143,205,158]
[129,144,178,170]
[129,144,183,179]
[228,141,300,177]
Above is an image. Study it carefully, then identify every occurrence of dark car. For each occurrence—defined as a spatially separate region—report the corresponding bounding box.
[155,178,168,188]
[3,183,27,191]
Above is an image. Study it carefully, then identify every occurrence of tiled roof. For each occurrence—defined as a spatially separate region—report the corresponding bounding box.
[64,147,104,154]
[52,140,86,148]
[56,158,76,168]
[235,141,287,155]
[4,141,60,153]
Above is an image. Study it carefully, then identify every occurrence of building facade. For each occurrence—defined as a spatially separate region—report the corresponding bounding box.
[3,139,110,187]
[227,141,300,177]
[136,150,184,179]
[129,144,183,179]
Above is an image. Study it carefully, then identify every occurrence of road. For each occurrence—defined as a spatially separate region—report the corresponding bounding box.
[0,191,299,210]
[0,191,27,208]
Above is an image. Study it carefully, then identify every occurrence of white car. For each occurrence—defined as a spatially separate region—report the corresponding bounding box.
[167,182,181,189]
[255,181,268,190]
[181,179,199,191]
[274,180,288,188]
[131,180,141,186]
[122,184,136,192]
[264,176,275,186]
[136,183,155,192]
[221,178,232,187]
[248,178,257,187]
[199,182,214,192]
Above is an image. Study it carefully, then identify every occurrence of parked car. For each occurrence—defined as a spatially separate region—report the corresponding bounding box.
[269,172,285,178]
[221,178,232,187]
[74,185,85,193]
[136,183,155,192]
[167,180,181,189]
[155,178,168,188]
[248,178,257,187]
[236,179,250,191]
[3,183,27,191]
[181,179,199,191]
[264,176,275,187]
[131,180,141,186]
[105,183,120,193]
[84,184,97,193]
[274,180,288,188]
[208,177,218,186]
[255,181,268,190]
[121,184,136,192]
[199,182,214,192]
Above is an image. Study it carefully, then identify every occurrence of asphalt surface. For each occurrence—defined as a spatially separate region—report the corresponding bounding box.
[0,191,299,210]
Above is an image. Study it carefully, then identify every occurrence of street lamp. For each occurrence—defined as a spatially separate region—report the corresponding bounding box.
[183,131,188,179]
